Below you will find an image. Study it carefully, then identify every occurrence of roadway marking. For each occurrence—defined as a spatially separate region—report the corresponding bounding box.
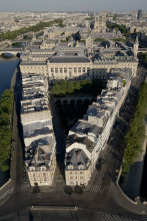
[89,184,110,194]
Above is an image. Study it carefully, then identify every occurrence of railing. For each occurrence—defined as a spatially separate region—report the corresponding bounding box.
[0,179,14,203]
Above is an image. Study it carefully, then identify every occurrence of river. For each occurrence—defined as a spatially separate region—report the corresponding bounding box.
[0,56,19,187]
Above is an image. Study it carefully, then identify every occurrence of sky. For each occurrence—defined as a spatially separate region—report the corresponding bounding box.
[0,0,147,12]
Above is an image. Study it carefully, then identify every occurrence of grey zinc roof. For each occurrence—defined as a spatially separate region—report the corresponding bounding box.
[67,134,94,153]
[49,56,90,63]
[25,136,55,168]
[65,149,90,170]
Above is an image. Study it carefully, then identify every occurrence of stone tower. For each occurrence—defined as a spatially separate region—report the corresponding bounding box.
[94,13,106,33]
[86,36,93,48]
[133,36,139,57]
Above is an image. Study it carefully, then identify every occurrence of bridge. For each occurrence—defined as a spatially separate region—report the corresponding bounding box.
[138,48,147,53]
[0,48,22,56]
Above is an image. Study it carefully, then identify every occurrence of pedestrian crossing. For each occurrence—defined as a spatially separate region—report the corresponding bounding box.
[89,184,110,194]
[96,212,140,221]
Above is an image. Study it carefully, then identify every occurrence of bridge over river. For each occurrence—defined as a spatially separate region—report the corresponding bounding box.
[0,48,22,56]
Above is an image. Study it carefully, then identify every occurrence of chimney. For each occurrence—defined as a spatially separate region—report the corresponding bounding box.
[76,151,80,160]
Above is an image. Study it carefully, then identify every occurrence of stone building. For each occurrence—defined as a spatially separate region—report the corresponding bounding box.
[21,73,56,187]
[20,41,138,80]
[64,69,132,186]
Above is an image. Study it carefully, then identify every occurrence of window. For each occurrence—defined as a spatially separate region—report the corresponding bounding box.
[74,68,77,73]
[69,72,72,77]
[79,165,84,169]
[55,68,58,73]
[80,171,83,174]
[60,68,62,73]
[80,176,83,180]
[78,68,81,73]
[64,68,67,73]
[70,176,73,180]
[43,173,47,181]
[43,173,46,177]
[83,68,85,73]
[70,172,72,175]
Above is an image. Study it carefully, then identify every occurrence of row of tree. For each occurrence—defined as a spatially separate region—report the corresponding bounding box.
[106,22,130,36]
[94,38,106,42]
[122,82,147,173]
[51,79,102,96]
[0,89,14,172]
[0,19,63,41]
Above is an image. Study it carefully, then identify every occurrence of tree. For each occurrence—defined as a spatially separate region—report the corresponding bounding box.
[74,185,83,194]
[67,82,74,94]
[60,80,67,94]
[0,89,14,172]
[64,185,74,194]
[115,27,119,32]
[74,82,81,91]
[122,82,147,173]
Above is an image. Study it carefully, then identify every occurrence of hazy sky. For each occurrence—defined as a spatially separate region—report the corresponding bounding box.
[0,0,147,12]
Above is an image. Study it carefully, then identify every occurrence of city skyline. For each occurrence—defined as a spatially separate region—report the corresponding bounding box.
[0,0,146,12]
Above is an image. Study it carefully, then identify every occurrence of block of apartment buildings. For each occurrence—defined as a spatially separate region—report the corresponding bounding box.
[64,68,132,186]
[21,73,56,187]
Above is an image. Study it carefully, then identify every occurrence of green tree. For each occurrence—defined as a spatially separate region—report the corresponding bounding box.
[74,82,81,91]
[67,82,75,94]
[122,82,147,173]
[0,89,14,172]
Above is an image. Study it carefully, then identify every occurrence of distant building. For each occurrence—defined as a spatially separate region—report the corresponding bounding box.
[94,13,106,33]
[137,10,143,20]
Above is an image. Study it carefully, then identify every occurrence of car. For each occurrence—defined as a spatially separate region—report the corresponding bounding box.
[96,163,102,171]
[11,138,15,144]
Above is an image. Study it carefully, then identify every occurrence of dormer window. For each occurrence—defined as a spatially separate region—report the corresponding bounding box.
[79,165,84,169]
[68,165,73,170]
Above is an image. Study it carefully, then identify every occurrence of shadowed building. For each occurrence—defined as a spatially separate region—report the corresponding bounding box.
[137,10,143,20]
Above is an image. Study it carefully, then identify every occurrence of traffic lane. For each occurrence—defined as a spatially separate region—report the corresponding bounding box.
[0,191,31,217]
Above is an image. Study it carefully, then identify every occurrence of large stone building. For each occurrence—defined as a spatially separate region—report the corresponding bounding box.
[21,73,56,187]
[64,68,132,186]
[20,38,138,80]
